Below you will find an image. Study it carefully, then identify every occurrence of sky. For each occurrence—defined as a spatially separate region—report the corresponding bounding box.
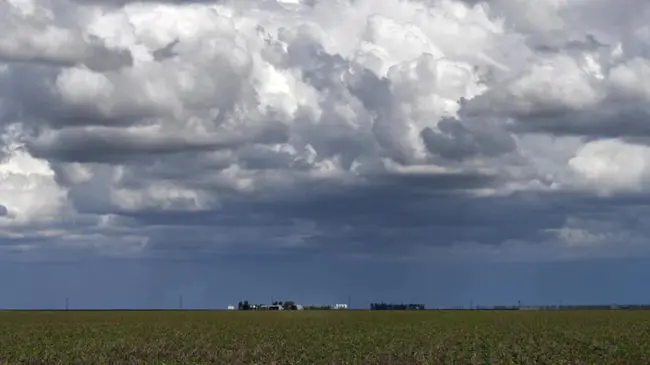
[2,0,650,309]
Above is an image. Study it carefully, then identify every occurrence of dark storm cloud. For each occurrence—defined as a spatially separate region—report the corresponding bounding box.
[110,172,555,256]
[504,103,650,138]
[152,40,179,62]
[0,47,133,72]
[421,118,516,161]
[125,187,650,260]
[3,0,650,262]
[26,122,290,163]
[83,43,134,72]
[126,191,549,256]
[530,34,608,54]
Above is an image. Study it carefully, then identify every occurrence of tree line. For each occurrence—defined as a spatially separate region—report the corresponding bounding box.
[370,303,425,310]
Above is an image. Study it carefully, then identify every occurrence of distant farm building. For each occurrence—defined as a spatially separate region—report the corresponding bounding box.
[235,299,325,311]
[334,303,348,310]
[227,305,235,310]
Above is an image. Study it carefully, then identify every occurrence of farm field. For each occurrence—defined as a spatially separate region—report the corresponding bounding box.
[1,310,649,364]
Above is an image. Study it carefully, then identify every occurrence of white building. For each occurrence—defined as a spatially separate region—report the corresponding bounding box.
[227,305,235,310]
[334,303,348,310]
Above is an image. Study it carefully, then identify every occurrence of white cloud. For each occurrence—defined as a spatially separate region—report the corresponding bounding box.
[0,126,67,225]
[569,139,650,195]
[608,58,650,101]
[1,0,650,260]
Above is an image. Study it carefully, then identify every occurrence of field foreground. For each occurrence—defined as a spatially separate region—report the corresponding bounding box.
[1,310,649,364]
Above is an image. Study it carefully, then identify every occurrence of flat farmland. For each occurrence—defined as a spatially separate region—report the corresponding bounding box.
[1,310,649,364]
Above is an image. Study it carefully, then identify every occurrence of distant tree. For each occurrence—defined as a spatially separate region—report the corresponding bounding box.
[237,301,243,310]
[370,302,424,310]
[243,300,250,310]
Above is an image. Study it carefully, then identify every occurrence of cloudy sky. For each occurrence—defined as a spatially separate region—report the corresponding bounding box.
[2,0,650,309]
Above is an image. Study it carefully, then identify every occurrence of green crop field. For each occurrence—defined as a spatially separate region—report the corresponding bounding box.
[1,310,649,364]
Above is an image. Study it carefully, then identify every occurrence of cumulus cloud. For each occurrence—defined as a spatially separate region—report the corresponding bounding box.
[0,0,133,71]
[1,0,650,261]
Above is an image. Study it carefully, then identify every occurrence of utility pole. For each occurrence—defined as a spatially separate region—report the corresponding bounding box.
[179,295,183,310]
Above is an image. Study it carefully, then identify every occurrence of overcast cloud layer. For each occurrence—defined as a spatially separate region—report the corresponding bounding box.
[2,0,650,262]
